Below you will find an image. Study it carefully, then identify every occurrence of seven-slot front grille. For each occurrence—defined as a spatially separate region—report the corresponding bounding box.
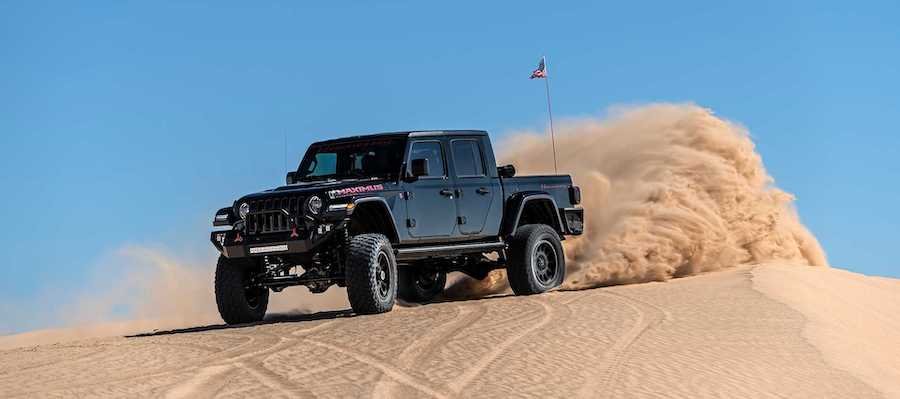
[244,196,304,235]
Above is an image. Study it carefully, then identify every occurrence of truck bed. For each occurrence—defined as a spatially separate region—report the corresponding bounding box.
[501,174,576,209]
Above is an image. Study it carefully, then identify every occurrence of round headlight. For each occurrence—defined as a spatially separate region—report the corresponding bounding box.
[239,202,250,219]
[307,196,323,214]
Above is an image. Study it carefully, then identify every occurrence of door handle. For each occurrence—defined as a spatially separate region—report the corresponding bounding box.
[476,187,490,195]
[439,189,454,197]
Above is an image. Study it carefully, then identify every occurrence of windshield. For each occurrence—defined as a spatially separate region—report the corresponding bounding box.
[296,137,407,182]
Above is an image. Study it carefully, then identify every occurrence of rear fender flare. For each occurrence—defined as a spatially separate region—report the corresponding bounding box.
[501,193,565,237]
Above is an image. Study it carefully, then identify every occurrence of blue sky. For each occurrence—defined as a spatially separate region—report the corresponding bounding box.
[1,1,898,333]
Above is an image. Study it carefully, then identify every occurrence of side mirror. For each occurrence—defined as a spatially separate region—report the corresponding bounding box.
[410,158,430,179]
[286,171,297,185]
[497,164,516,178]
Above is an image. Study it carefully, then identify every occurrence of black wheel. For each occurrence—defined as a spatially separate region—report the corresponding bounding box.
[215,255,269,324]
[398,267,447,303]
[345,234,397,314]
[506,224,566,295]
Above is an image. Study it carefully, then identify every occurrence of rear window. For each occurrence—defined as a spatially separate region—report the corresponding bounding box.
[451,139,485,177]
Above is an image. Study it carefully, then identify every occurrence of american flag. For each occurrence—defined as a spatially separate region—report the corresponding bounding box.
[529,57,547,79]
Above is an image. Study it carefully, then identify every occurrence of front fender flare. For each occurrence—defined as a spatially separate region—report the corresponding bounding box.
[350,197,401,243]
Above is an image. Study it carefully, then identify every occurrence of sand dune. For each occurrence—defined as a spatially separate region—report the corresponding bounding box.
[1,264,896,398]
[754,264,900,398]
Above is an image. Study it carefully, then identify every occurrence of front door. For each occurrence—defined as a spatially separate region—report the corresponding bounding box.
[449,138,497,236]
[404,140,458,239]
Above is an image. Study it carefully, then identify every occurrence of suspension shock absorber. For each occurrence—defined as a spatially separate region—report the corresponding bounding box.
[336,228,350,284]
[341,228,350,264]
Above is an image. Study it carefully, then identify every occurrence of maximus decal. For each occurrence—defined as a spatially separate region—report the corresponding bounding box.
[328,184,384,199]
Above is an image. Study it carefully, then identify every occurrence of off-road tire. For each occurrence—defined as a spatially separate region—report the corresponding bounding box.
[215,255,269,324]
[506,224,566,295]
[345,234,397,314]
[398,267,447,303]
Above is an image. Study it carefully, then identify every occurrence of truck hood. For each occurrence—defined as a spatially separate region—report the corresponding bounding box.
[237,178,391,203]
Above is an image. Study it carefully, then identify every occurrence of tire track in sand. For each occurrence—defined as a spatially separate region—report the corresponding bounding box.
[40,334,268,392]
[409,302,489,367]
[574,290,667,398]
[446,297,554,395]
[372,302,490,397]
[0,346,111,377]
[164,364,234,399]
[17,331,265,396]
[5,332,273,398]
[158,321,339,399]
[237,361,308,399]
[305,338,451,399]
[56,332,284,399]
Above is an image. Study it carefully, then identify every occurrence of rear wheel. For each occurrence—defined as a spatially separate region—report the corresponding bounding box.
[506,224,565,295]
[215,255,269,324]
[398,267,447,303]
[345,234,397,314]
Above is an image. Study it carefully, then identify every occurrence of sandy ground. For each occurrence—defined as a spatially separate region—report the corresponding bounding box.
[0,264,896,398]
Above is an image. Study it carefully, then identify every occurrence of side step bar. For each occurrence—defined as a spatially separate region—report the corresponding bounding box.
[395,241,506,260]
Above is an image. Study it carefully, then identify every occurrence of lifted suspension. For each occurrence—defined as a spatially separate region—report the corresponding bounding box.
[248,236,348,293]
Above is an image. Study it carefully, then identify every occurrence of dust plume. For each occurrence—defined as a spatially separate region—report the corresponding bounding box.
[59,246,221,328]
[456,103,826,294]
[0,246,348,348]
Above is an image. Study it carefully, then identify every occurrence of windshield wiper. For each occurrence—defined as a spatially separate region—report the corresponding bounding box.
[299,175,336,182]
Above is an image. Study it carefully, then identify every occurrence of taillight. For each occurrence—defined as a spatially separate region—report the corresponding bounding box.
[569,186,582,205]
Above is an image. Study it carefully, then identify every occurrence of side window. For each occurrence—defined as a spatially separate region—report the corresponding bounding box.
[451,140,485,177]
[409,141,446,177]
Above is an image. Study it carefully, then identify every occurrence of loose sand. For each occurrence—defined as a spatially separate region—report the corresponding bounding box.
[0,264,895,398]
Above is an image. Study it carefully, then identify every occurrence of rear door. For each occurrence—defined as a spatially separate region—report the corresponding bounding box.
[449,138,497,236]
[403,140,458,239]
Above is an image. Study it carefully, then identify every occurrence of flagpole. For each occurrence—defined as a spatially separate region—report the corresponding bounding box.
[543,56,559,174]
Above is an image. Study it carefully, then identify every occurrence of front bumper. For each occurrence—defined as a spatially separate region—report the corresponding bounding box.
[211,219,348,258]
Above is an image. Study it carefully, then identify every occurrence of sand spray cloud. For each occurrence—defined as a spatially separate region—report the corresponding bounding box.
[450,103,826,296]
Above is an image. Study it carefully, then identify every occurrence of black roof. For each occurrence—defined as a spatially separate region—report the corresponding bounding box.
[312,130,488,145]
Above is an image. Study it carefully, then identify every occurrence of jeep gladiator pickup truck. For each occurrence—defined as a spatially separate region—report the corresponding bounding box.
[211,130,583,324]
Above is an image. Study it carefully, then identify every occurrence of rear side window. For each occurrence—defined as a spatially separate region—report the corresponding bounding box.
[409,141,446,177]
[451,139,485,177]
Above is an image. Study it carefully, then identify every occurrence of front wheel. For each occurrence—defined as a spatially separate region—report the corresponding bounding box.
[215,255,269,324]
[345,234,397,314]
[398,267,447,303]
[506,224,566,295]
